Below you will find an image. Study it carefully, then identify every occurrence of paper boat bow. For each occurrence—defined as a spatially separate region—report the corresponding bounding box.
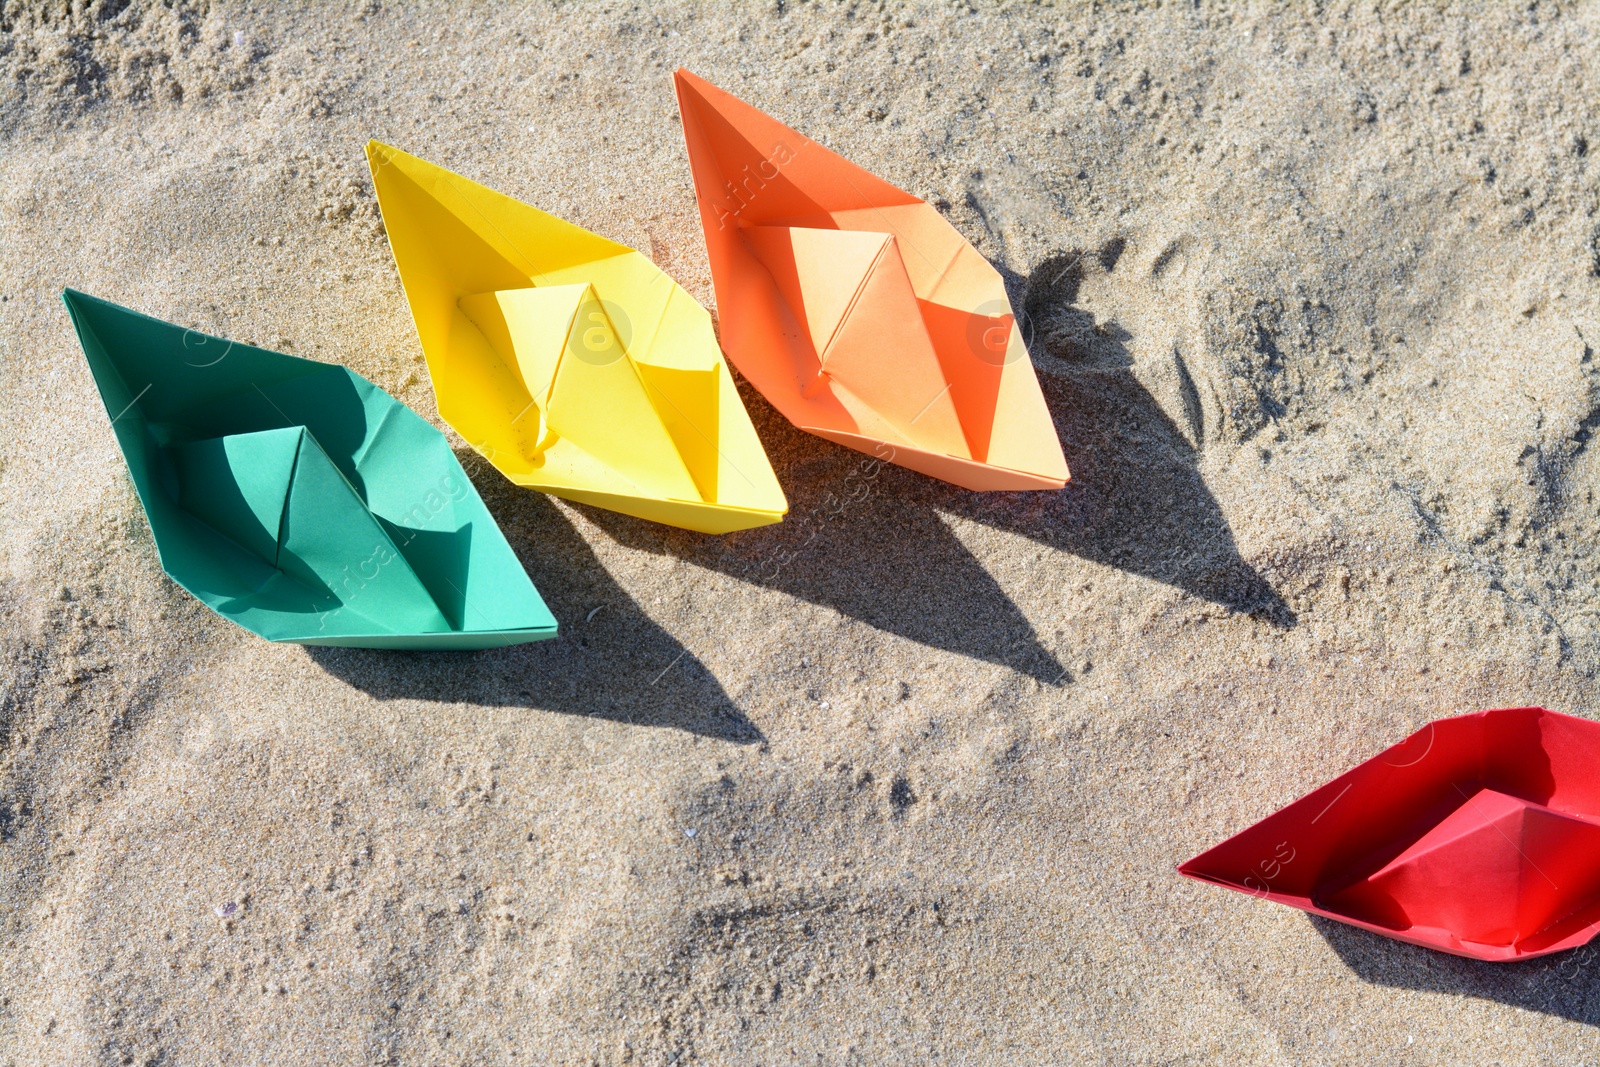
[65,290,556,649]
[1180,707,1600,961]
[674,69,1069,491]
[365,142,787,535]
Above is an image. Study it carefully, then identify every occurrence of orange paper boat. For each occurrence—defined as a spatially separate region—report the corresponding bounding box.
[674,69,1068,491]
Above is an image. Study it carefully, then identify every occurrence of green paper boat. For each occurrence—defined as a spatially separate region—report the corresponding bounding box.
[64,289,557,649]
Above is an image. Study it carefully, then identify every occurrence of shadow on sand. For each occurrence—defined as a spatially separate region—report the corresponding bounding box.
[1312,916,1600,1026]
[994,250,1294,627]
[569,249,1291,683]
[315,249,1288,708]
[306,464,764,746]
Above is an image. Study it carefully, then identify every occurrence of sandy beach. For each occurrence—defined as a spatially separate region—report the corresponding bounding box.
[3,1,1600,1063]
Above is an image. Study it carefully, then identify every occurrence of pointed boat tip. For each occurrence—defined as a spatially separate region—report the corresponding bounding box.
[671,67,717,102]
[60,287,108,316]
[364,139,405,171]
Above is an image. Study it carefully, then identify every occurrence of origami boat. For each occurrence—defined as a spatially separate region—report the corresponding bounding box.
[674,69,1069,491]
[1180,707,1600,961]
[64,290,557,649]
[365,141,788,535]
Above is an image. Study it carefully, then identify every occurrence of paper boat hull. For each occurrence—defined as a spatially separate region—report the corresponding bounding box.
[366,141,787,534]
[805,427,1070,492]
[65,290,557,650]
[674,68,1069,492]
[1180,707,1600,961]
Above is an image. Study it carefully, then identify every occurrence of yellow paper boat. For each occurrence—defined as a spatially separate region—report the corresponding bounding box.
[365,141,788,534]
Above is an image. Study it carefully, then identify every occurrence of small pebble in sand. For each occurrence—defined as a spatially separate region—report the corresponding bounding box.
[214,901,237,919]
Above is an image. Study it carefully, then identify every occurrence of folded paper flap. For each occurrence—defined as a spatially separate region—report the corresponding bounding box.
[459,283,721,504]
[459,284,586,422]
[742,225,891,362]
[918,299,1011,463]
[563,252,680,365]
[539,288,704,503]
[828,205,984,304]
[1182,714,1498,901]
[64,289,328,431]
[743,224,968,458]
[1321,788,1600,946]
[633,362,720,502]
[169,425,452,635]
[366,140,631,283]
[743,225,1044,466]
[819,238,970,458]
[167,425,305,569]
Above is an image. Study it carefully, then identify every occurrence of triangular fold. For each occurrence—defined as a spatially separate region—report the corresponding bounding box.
[1325,788,1600,947]
[829,204,973,298]
[816,236,970,458]
[365,146,529,301]
[459,284,587,423]
[544,287,703,502]
[625,283,719,374]
[919,299,1010,463]
[742,225,889,364]
[635,363,720,502]
[366,141,628,284]
[168,426,305,568]
[276,430,453,635]
[673,68,919,223]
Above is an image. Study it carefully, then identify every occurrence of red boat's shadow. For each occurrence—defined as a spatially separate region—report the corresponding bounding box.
[1311,915,1600,1025]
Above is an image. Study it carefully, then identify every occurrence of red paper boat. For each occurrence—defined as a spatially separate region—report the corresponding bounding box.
[1179,707,1600,961]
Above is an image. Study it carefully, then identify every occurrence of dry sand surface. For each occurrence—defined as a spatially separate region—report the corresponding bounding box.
[3,1,1600,1063]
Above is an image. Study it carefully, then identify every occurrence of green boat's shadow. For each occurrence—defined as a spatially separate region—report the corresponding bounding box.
[306,455,763,746]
